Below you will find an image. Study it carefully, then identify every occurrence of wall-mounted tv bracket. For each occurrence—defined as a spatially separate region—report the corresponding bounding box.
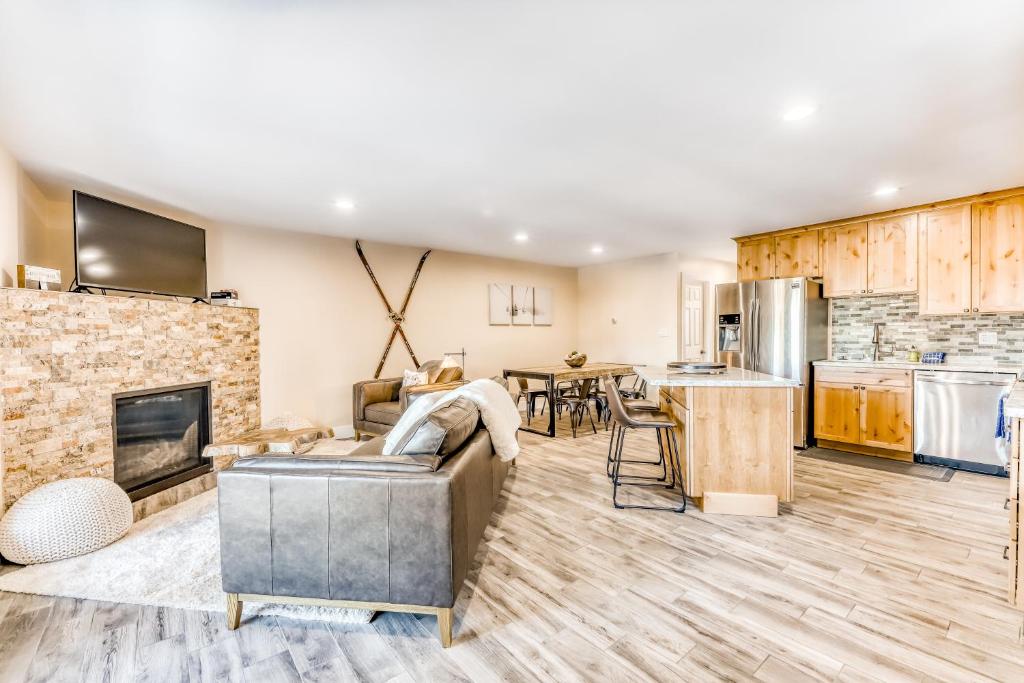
[355,240,432,379]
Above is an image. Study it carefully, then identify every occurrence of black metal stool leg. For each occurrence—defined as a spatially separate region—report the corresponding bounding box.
[608,425,666,478]
[610,425,686,513]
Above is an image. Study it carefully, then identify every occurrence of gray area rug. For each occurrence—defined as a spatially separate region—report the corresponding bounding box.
[0,449,372,624]
[800,447,954,481]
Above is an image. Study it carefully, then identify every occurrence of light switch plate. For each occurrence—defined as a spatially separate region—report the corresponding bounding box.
[979,331,998,345]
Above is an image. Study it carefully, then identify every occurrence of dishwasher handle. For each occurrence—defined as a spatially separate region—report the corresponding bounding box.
[915,377,1015,387]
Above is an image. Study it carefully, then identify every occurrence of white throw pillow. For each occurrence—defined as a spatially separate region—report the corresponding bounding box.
[383,391,447,455]
[403,369,428,387]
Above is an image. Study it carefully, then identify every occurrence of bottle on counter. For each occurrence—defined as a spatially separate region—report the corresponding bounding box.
[907,345,921,363]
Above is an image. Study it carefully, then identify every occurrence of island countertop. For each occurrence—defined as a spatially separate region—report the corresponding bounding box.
[636,365,798,388]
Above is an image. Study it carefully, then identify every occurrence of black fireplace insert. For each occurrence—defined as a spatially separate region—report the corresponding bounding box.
[112,382,212,501]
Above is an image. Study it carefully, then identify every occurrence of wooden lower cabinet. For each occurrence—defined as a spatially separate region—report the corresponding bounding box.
[1009,419,1023,608]
[860,385,913,451]
[813,367,913,459]
[813,383,861,443]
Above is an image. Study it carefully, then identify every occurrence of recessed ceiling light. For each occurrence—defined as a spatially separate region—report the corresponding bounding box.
[513,232,529,243]
[782,103,817,122]
[873,185,899,197]
[334,197,356,213]
[591,245,604,255]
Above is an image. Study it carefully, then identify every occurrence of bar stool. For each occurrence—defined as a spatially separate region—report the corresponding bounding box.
[603,375,686,513]
[602,377,661,477]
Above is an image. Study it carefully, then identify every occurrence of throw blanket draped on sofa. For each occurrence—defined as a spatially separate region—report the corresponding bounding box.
[383,379,522,461]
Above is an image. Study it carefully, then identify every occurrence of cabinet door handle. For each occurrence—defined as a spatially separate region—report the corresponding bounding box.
[1005,545,1011,560]
[868,289,873,293]
[964,308,969,313]
[973,308,979,312]
[860,289,866,294]
[1006,497,1011,510]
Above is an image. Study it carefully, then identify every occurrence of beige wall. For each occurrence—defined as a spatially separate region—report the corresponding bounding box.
[577,253,681,368]
[577,252,735,368]
[0,144,19,287]
[15,187,578,431]
[12,171,744,435]
[207,227,577,429]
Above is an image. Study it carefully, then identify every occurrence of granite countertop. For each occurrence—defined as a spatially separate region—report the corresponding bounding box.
[636,365,798,388]
[814,359,1023,375]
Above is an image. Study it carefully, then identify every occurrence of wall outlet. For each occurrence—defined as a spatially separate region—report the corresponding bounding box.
[979,331,998,345]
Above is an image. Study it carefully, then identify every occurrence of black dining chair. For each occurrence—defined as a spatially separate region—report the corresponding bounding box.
[555,378,599,438]
[515,377,548,424]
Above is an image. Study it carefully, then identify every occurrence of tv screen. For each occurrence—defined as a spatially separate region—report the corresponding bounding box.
[74,191,208,299]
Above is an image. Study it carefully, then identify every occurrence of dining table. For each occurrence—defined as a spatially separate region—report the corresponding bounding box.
[503,362,636,437]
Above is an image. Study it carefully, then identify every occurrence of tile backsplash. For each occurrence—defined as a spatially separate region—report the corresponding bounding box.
[830,294,1024,363]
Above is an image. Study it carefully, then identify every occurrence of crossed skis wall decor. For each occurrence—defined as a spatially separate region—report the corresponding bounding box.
[355,240,432,378]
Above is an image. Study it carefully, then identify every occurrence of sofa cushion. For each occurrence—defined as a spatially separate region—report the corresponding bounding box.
[398,397,480,457]
[230,449,443,473]
[364,400,401,425]
[434,366,464,384]
[402,369,428,388]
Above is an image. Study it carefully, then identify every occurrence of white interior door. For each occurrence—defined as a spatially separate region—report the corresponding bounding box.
[683,282,706,359]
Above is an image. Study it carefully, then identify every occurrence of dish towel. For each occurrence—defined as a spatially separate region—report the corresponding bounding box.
[996,394,1008,439]
[995,393,1011,466]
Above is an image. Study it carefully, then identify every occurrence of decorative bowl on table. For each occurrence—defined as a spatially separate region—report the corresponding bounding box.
[564,351,587,368]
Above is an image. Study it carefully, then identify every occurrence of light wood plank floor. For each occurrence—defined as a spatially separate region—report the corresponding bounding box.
[1,416,1022,682]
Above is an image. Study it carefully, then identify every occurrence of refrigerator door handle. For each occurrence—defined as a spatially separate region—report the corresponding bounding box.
[752,298,760,370]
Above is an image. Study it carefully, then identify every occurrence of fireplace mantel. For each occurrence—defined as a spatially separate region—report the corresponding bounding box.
[0,287,260,513]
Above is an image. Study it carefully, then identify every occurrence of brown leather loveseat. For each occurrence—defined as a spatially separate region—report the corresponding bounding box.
[352,359,464,440]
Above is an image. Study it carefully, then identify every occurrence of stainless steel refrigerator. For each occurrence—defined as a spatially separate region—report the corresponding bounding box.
[715,277,828,448]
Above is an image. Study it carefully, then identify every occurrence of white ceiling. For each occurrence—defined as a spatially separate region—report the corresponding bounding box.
[1,1,1023,266]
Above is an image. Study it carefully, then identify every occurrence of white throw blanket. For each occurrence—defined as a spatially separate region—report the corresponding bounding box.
[383,379,522,461]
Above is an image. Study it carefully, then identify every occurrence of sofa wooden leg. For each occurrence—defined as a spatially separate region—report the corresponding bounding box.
[437,607,453,648]
[226,593,242,630]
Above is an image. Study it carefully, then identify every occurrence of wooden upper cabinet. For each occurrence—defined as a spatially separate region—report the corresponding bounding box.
[823,223,868,297]
[774,231,821,278]
[867,214,917,294]
[974,196,1024,313]
[737,238,774,281]
[919,206,973,315]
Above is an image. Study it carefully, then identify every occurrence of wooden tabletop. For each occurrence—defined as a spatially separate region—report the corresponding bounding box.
[505,362,635,380]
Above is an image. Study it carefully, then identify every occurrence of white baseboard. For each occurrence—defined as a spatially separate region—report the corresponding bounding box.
[332,424,356,439]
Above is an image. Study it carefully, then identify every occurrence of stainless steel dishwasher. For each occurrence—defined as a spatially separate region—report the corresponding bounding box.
[914,370,1015,476]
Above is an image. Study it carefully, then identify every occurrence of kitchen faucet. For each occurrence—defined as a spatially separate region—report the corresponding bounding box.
[871,323,884,361]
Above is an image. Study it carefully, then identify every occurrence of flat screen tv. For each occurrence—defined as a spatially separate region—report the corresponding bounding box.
[74,191,208,299]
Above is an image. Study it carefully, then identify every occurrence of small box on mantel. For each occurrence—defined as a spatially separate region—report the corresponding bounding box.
[16,264,62,291]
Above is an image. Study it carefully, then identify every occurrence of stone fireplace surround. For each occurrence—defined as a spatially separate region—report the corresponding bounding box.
[0,287,260,520]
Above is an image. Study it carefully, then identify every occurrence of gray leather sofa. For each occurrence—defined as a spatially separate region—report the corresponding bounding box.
[352,359,465,440]
[218,397,512,647]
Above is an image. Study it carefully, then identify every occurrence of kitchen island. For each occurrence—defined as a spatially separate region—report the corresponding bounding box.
[636,365,796,517]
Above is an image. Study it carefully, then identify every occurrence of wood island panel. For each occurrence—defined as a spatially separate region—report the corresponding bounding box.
[662,384,793,517]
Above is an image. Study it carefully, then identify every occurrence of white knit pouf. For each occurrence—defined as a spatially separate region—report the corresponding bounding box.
[0,478,133,565]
